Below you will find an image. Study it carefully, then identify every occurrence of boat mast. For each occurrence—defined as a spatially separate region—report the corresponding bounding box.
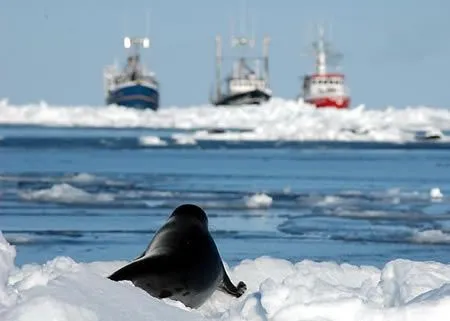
[215,35,222,100]
[249,11,270,85]
[310,24,343,75]
[229,0,256,79]
[124,37,150,58]
[314,26,327,75]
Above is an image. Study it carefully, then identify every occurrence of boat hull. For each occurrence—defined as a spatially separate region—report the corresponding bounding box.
[305,96,350,109]
[212,89,271,106]
[106,83,159,111]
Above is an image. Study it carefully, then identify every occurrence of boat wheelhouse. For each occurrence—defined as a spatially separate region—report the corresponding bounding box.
[299,26,350,109]
[104,36,159,111]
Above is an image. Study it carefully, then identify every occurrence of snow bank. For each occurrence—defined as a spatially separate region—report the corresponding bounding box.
[1,98,450,142]
[2,232,450,320]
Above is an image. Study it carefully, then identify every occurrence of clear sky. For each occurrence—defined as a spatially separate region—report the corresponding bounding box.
[0,0,449,108]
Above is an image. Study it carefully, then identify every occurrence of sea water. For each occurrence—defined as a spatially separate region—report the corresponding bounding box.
[1,125,449,268]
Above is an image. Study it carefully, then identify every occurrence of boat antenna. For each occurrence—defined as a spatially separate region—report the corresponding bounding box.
[249,7,256,48]
[240,0,246,36]
[263,35,270,84]
[327,21,343,71]
[144,8,152,66]
[122,13,128,41]
[230,15,235,48]
[230,0,254,52]
[251,13,258,76]
[145,8,151,36]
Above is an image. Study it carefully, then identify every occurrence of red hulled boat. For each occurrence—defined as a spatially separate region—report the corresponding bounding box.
[299,26,350,109]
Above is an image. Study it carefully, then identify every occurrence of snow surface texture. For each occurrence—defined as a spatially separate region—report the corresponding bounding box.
[2,232,450,320]
[1,98,449,142]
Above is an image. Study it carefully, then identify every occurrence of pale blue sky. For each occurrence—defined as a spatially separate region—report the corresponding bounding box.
[0,0,449,108]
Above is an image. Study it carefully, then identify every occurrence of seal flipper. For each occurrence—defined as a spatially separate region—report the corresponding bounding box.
[218,268,247,298]
[108,260,142,281]
[108,255,169,282]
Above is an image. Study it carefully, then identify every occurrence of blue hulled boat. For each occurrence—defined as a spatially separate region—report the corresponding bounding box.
[104,36,159,111]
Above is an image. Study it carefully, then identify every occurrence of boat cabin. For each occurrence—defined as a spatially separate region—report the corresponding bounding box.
[303,73,346,97]
[227,58,267,94]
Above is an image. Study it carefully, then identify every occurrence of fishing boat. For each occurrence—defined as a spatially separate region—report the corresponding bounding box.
[299,26,350,109]
[103,36,159,110]
[210,23,272,106]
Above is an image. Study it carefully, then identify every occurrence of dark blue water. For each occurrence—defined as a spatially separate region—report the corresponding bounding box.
[1,125,450,268]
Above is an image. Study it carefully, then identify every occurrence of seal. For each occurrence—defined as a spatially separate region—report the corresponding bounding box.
[107,203,247,308]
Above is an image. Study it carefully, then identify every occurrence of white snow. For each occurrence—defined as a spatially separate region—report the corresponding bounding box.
[430,187,443,199]
[172,133,198,145]
[244,193,273,208]
[2,233,450,320]
[19,183,114,204]
[138,135,168,146]
[1,98,450,142]
[67,173,100,184]
[411,230,450,244]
